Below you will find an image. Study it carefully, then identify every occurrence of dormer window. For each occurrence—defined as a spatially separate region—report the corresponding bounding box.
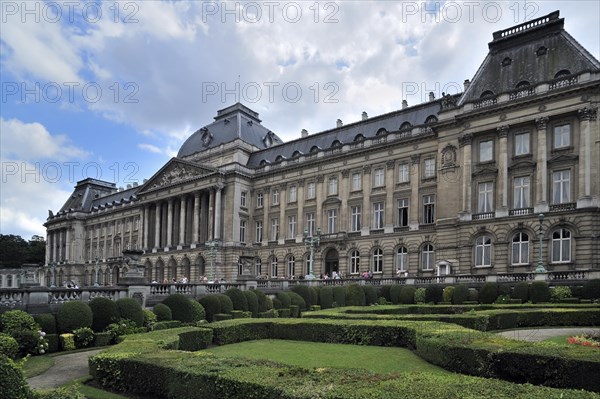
[376,128,388,136]
[424,115,438,124]
[331,140,343,148]
[516,81,530,88]
[554,69,571,79]
[292,150,302,158]
[354,134,365,142]
[480,90,495,98]
[275,155,285,163]
[400,122,412,130]
[310,145,320,153]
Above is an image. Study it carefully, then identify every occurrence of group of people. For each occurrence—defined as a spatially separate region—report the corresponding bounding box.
[63,280,79,289]
[151,276,189,284]
[319,271,342,280]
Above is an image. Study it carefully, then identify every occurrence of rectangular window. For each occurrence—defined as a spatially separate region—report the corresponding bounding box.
[288,186,297,203]
[272,189,279,205]
[373,202,384,229]
[398,163,410,183]
[478,182,494,213]
[424,158,436,178]
[479,140,493,162]
[287,215,296,239]
[397,198,409,227]
[374,168,385,187]
[513,177,530,209]
[270,218,279,241]
[306,212,315,236]
[554,124,570,148]
[327,209,337,234]
[328,178,338,195]
[423,195,435,224]
[350,205,361,232]
[240,191,247,207]
[256,193,263,208]
[306,182,316,199]
[514,132,530,156]
[239,220,246,243]
[351,172,362,191]
[255,221,263,243]
[552,170,571,204]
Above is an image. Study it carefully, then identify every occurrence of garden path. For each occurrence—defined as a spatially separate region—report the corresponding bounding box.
[496,327,598,342]
[27,348,103,390]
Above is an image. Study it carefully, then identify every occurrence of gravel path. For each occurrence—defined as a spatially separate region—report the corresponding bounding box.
[496,327,599,342]
[28,348,103,390]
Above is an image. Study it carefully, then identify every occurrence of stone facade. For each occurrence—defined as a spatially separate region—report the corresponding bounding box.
[42,11,600,286]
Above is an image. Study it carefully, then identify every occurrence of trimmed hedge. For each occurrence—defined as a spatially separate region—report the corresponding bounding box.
[115,298,144,327]
[1,310,39,333]
[45,334,60,353]
[479,283,499,304]
[511,282,529,302]
[162,294,201,323]
[582,279,600,300]
[93,332,112,347]
[216,294,234,314]
[530,281,551,303]
[332,285,346,307]
[288,291,306,311]
[243,291,259,317]
[254,290,272,312]
[278,308,291,318]
[345,284,366,306]
[59,333,75,351]
[0,333,18,358]
[289,305,300,318]
[153,303,172,321]
[199,295,222,322]
[33,313,57,335]
[443,286,455,303]
[89,297,119,332]
[214,314,233,322]
[452,285,469,305]
[230,311,252,319]
[390,285,403,304]
[425,285,443,304]
[57,301,93,333]
[177,329,213,351]
[379,285,392,302]
[153,321,183,330]
[319,286,334,309]
[291,285,313,308]
[225,288,248,311]
[259,309,278,318]
[275,291,292,309]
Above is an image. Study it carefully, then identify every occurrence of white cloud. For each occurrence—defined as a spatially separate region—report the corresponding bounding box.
[138,143,162,154]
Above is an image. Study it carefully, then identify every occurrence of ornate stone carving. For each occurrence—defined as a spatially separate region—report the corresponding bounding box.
[578,107,598,121]
[497,125,509,138]
[316,175,324,183]
[152,165,199,188]
[458,133,473,147]
[386,160,396,170]
[411,154,421,165]
[535,117,549,130]
[441,93,457,109]
[200,128,213,147]
[341,170,349,178]
[441,144,457,168]
[362,165,371,174]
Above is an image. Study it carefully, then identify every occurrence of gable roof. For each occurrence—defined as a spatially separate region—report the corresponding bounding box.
[136,158,219,195]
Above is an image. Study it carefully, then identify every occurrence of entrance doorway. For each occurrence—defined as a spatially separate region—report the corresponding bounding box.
[324,248,339,277]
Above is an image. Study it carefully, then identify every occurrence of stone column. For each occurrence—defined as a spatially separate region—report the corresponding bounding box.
[192,192,200,244]
[201,192,209,243]
[361,166,371,235]
[179,196,187,246]
[385,160,395,231]
[214,184,223,240]
[577,107,598,207]
[129,217,133,250]
[458,134,472,220]
[262,188,269,244]
[497,126,509,217]
[143,206,149,250]
[154,203,162,250]
[166,198,174,249]
[409,155,420,229]
[316,175,324,231]
[65,228,71,262]
[45,231,51,265]
[95,225,100,260]
[103,223,109,259]
[279,184,286,243]
[57,229,63,262]
[535,117,549,212]
[296,181,305,242]
[340,171,349,232]
[208,189,215,241]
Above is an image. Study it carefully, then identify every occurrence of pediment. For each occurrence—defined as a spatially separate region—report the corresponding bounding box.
[508,160,536,171]
[322,197,341,206]
[138,158,217,194]
[547,153,579,164]
[472,164,498,177]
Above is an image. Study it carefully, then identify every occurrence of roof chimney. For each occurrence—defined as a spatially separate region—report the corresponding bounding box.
[126,184,132,189]
[336,119,343,128]
[402,100,408,109]
[361,111,368,121]
[133,182,138,187]
[464,79,471,91]
[301,129,308,138]
[429,92,435,101]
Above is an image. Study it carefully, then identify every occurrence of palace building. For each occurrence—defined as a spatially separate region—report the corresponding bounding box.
[42,11,599,286]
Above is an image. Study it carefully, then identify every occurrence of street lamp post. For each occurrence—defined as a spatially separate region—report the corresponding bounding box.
[50,261,56,288]
[303,227,321,279]
[94,257,100,287]
[535,213,547,273]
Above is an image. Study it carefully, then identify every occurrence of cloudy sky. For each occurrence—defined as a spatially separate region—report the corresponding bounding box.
[1,1,598,240]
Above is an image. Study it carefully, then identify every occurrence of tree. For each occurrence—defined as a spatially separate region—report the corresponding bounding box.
[0,234,46,268]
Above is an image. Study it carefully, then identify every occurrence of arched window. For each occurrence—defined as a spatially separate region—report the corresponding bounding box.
[270,257,278,277]
[255,258,262,277]
[480,90,495,98]
[310,146,320,153]
[275,155,284,163]
[400,122,412,130]
[421,244,435,270]
[475,236,492,267]
[396,246,408,272]
[424,115,438,124]
[292,150,302,158]
[552,229,571,263]
[554,69,571,79]
[287,256,296,277]
[349,250,360,275]
[354,134,365,142]
[372,248,383,273]
[376,128,388,136]
[516,81,530,88]
[331,140,343,148]
[238,259,244,275]
[512,232,529,265]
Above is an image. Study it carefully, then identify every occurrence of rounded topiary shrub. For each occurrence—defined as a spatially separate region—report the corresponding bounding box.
[319,286,334,309]
[529,281,550,303]
[291,285,312,308]
[425,285,443,304]
[550,286,572,303]
[414,288,426,303]
[511,282,530,303]
[379,285,392,302]
[162,294,201,323]
[199,295,221,322]
[33,313,56,335]
[89,297,119,332]
[478,283,498,304]
[443,286,455,303]
[468,288,479,302]
[216,294,234,314]
[275,292,291,309]
[115,298,144,327]
[190,301,206,323]
[153,303,172,321]
[332,286,346,307]
[345,284,366,306]
[225,288,248,311]
[243,291,259,317]
[582,279,600,300]
[397,286,414,304]
[1,310,38,334]
[452,285,469,304]
[0,333,19,359]
[254,290,271,312]
[57,301,93,333]
[288,291,306,310]
[363,285,377,305]
[310,287,319,307]
[389,285,403,304]
[0,354,31,399]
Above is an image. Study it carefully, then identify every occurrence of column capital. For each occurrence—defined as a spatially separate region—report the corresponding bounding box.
[535,117,549,130]
[341,169,349,178]
[578,106,598,121]
[362,165,372,174]
[316,175,325,183]
[411,154,421,165]
[458,133,472,147]
[497,125,509,138]
[386,160,396,170]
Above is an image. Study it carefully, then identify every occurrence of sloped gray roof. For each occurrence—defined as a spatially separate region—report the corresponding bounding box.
[55,178,140,215]
[459,11,600,105]
[177,103,283,158]
[246,101,441,167]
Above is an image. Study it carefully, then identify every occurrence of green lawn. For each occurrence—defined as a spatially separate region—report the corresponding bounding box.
[206,339,449,375]
[22,355,55,378]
